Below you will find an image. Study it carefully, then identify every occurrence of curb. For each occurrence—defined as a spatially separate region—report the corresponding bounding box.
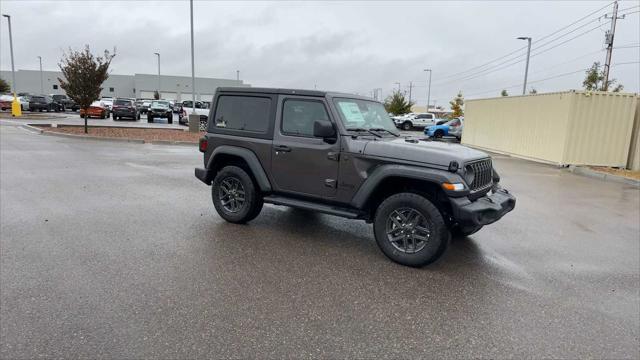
[569,165,640,187]
[24,124,198,147]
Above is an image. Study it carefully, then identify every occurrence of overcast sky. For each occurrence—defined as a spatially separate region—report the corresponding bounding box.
[1,0,638,107]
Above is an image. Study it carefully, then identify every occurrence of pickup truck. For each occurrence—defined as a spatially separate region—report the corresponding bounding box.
[180,100,209,129]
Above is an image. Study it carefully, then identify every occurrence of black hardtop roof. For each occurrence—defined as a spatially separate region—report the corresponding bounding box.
[216,87,376,101]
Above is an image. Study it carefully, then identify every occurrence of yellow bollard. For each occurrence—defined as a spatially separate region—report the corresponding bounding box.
[11,93,22,117]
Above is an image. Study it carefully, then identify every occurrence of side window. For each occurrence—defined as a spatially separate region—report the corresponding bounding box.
[281,99,329,137]
[214,95,271,133]
[426,114,433,120]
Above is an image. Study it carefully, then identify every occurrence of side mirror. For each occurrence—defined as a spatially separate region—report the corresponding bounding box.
[313,120,336,139]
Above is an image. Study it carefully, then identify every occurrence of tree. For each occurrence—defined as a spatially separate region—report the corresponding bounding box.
[383,91,413,115]
[582,61,623,92]
[449,91,464,118]
[58,45,115,133]
[0,77,9,93]
[529,88,538,94]
[501,89,509,97]
[153,90,160,100]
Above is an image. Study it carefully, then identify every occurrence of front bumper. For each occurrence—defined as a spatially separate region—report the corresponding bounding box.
[449,186,515,226]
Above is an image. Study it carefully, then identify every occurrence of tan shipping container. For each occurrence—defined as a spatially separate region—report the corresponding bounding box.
[463,91,639,168]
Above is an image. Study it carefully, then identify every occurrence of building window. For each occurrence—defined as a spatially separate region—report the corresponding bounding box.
[52,84,58,90]
[109,87,114,92]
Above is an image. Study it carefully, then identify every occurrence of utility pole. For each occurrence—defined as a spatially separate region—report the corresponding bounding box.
[153,52,161,96]
[394,82,401,92]
[517,37,532,95]
[408,81,413,104]
[190,0,195,112]
[423,69,432,111]
[236,70,239,81]
[603,0,622,91]
[2,14,16,95]
[37,56,43,94]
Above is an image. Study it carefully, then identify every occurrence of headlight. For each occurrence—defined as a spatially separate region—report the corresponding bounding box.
[463,165,475,185]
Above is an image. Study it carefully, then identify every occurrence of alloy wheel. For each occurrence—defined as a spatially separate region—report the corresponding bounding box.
[385,207,431,253]
[218,177,246,213]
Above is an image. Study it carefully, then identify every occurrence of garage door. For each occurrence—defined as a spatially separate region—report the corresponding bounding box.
[140,91,155,99]
[161,92,177,100]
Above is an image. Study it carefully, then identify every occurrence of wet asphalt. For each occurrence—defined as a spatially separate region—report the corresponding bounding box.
[1,121,639,358]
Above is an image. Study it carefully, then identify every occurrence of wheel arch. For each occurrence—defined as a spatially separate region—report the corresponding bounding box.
[207,145,272,192]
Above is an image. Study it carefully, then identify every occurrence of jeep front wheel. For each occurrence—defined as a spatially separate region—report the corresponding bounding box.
[402,121,413,130]
[373,192,449,267]
[212,166,263,223]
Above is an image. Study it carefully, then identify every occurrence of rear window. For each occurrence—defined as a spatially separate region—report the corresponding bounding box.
[32,96,45,101]
[213,95,271,133]
[114,99,131,106]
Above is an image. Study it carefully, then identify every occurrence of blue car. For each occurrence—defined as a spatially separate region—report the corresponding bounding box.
[425,118,463,139]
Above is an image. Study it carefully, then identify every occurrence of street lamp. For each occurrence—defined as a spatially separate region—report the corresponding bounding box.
[189,0,196,113]
[37,56,43,94]
[2,14,16,95]
[517,36,532,95]
[154,52,161,96]
[423,69,432,112]
[394,82,401,92]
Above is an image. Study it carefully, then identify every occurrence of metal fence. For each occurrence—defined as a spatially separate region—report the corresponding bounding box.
[463,91,639,168]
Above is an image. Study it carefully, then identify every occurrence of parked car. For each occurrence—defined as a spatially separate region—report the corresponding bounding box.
[425,117,464,140]
[79,101,109,119]
[195,87,515,267]
[100,97,114,110]
[147,100,173,123]
[180,100,209,126]
[28,95,62,112]
[0,94,29,111]
[394,113,437,130]
[51,94,79,111]
[112,98,140,120]
[139,99,152,114]
[173,101,182,114]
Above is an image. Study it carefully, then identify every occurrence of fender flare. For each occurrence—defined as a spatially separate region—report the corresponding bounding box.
[207,145,272,192]
[350,164,465,209]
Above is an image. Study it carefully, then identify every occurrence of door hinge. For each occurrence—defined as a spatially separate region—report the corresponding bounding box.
[327,152,340,161]
[324,179,337,188]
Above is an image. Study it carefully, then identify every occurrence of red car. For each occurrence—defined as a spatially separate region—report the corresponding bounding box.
[79,101,110,119]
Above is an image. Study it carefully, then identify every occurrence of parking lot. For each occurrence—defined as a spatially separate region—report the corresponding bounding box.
[1,120,638,358]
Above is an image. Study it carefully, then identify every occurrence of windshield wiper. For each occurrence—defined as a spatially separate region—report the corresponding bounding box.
[369,128,400,137]
[346,127,382,138]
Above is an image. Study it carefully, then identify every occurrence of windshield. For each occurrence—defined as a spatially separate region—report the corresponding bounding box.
[151,100,169,108]
[333,98,398,134]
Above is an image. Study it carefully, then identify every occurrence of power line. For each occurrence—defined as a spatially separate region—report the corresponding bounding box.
[434,22,607,87]
[434,1,614,81]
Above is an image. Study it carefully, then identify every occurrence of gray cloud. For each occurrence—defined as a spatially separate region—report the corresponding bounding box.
[1,0,638,108]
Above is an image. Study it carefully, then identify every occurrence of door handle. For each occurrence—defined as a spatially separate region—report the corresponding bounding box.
[274,145,291,152]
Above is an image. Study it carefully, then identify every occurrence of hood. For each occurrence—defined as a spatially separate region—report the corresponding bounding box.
[363,137,488,168]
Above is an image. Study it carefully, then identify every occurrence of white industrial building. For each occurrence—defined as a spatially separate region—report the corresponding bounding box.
[0,69,249,101]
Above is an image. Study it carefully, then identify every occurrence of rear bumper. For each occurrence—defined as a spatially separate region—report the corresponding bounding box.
[195,167,212,185]
[450,186,515,226]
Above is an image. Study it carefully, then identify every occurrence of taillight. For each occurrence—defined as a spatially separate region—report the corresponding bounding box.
[199,138,208,153]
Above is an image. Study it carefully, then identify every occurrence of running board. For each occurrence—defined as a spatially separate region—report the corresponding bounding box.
[263,195,363,219]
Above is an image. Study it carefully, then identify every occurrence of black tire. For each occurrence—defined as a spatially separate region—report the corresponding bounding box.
[373,192,449,267]
[168,114,173,124]
[148,115,153,123]
[402,121,412,131]
[434,129,444,138]
[211,166,263,224]
[451,225,482,238]
[137,112,141,120]
[113,114,118,120]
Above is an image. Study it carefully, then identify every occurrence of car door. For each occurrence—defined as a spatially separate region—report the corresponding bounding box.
[271,96,340,198]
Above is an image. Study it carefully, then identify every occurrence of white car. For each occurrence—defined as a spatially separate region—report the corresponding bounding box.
[394,112,437,130]
[180,100,209,128]
[0,94,29,111]
[100,97,114,110]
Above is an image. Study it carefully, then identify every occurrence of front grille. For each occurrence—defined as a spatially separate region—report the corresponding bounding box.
[466,158,493,192]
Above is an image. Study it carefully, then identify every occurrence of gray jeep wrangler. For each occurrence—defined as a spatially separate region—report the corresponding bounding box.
[195,87,515,267]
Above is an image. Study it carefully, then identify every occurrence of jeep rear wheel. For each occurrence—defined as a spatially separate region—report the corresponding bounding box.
[212,166,263,224]
[373,192,449,267]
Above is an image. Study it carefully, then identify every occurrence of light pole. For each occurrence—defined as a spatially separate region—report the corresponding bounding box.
[190,0,195,113]
[394,82,401,92]
[2,14,16,95]
[37,56,43,94]
[423,69,432,111]
[236,70,239,82]
[153,52,161,97]
[517,37,532,95]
